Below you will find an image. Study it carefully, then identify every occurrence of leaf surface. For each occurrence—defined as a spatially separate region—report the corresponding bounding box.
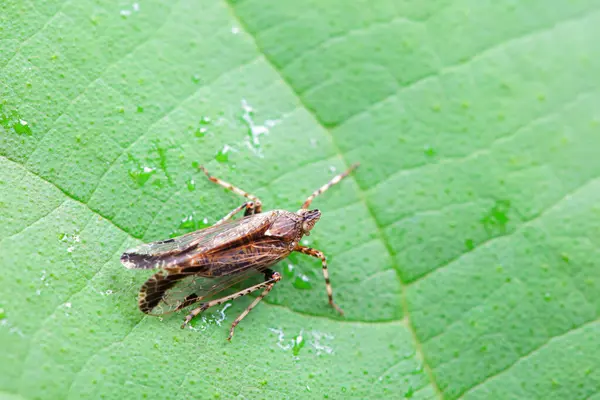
[1,1,599,399]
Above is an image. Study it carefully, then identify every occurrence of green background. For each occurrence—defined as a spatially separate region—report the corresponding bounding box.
[1,1,600,399]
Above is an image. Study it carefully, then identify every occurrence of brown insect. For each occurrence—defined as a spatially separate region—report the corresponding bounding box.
[121,163,359,340]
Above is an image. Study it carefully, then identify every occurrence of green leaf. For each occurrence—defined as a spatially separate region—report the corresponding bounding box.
[1,1,599,399]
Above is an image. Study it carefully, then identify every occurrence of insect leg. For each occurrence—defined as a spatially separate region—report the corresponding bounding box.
[228,270,280,341]
[199,165,263,214]
[294,245,344,315]
[213,201,256,226]
[181,271,281,330]
[301,163,359,209]
[175,268,277,312]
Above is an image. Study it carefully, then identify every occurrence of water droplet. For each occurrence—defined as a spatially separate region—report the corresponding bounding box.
[0,105,33,135]
[136,105,144,113]
[481,199,511,233]
[120,9,131,17]
[186,178,196,191]
[0,308,6,320]
[464,238,474,250]
[310,330,334,355]
[152,142,172,184]
[293,274,312,290]
[133,2,140,11]
[129,165,156,186]
[283,264,295,278]
[292,333,305,356]
[231,26,240,34]
[191,74,201,84]
[424,144,436,157]
[544,292,552,301]
[174,213,210,235]
[215,145,232,163]
[179,215,196,230]
[195,127,207,137]
[240,99,279,157]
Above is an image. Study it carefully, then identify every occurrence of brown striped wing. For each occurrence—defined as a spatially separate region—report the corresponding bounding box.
[120,211,277,270]
[138,237,293,315]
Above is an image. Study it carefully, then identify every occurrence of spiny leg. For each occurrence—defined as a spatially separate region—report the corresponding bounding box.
[301,163,359,209]
[181,271,281,330]
[199,165,263,214]
[213,201,256,226]
[174,268,275,313]
[227,271,280,341]
[294,245,344,315]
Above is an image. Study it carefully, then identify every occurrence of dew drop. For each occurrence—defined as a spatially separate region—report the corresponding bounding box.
[186,178,196,191]
[0,105,33,135]
[179,215,196,230]
[129,165,156,186]
[283,263,295,278]
[293,274,312,290]
[464,238,474,250]
[424,144,436,157]
[215,146,230,163]
[292,333,305,356]
[195,116,211,137]
[195,127,207,138]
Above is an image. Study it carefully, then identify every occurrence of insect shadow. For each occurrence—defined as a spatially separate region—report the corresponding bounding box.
[121,163,359,340]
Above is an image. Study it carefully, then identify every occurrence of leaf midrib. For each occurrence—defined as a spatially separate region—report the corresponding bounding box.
[221,2,444,398]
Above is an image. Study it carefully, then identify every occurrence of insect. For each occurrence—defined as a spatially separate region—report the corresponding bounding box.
[121,163,359,340]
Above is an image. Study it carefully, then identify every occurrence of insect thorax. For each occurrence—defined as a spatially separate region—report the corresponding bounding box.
[264,210,305,244]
